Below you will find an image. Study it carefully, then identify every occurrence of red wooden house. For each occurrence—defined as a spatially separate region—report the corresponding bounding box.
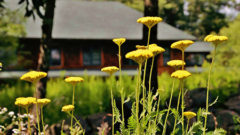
[5,0,211,77]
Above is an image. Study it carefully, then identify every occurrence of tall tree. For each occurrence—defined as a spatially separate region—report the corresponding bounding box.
[19,0,56,98]
[143,0,159,94]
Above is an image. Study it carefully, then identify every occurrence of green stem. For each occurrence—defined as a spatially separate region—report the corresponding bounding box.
[26,107,31,134]
[181,50,184,70]
[173,84,182,133]
[136,64,142,135]
[110,76,115,135]
[41,106,46,135]
[203,46,216,135]
[18,107,22,132]
[147,27,151,46]
[71,85,76,133]
[142,27,152,120]
[67,112,84,132]
[186,119,189,134]
[118,45,124,123]
[181,80,185,135]
[154,89,161,124]
[61,120,65,135]
[148,57,155,93]
[162,79,175,135]
[34,83,41,134]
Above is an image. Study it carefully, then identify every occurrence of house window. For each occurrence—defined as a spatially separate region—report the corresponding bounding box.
[50,49,61,66]
[163,48,170,66]
[185,53,206,66]
[83,48,101,66]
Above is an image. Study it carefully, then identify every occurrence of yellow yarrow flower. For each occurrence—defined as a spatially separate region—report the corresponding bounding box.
[149,44,165,56]
[137,16,163,28]
[65,77,84,85]
[34,98,51,106]
[171,70,191,79]
[136,45,148,50]
[183,111,196,120]
[112,38,126,46]
[125,49,153,64]
[15,97,36,108]
[167,60,186,68]
[0,62,2,71]
[204,35,228,45]
[20,71,47,83]
[101,66,119,75]
[171,40,194,51]
[62,105,74,112]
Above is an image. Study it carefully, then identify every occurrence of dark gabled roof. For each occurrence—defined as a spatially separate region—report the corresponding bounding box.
[6,0,196,40]
[185,42,213,52]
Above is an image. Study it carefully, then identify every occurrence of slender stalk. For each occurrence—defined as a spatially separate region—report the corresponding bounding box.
[186,119,189,133]
[71,85,76,133]
[136,64,142,135]
[26,107,31,134]
[173,84,182,133]
[162,79,175,135]
[18,107,22,132]
[67,112,84,131]
[148,57,155,93]
[110,76,115,135]
[34,83,41,134]
[203,46,217,135]
[181,80,185,135]
[142,27,152,120]
[41,106,46,135]
[118,45,125,123]
[181,50,184,70]
[61,120,65,135]
[154,89,161,124]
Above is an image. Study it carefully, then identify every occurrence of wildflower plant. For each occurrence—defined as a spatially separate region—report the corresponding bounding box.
[101,66,119,135]
[20,71,47,134]
[113,38,126,126]
[203,35,228,135]
[64,76,84,133]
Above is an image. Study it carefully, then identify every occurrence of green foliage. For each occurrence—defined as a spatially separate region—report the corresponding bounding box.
[0,75,136,125]
[187,121,203,135]
[214,15,240,76]
[206,128,226,135]
[0,8,25,68]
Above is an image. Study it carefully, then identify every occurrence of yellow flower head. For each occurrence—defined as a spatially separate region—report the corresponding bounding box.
[35,98,51,106]
[183,111,196,119]
[171,70,191,79]
[20,71,47,83]
[0,62,2,71]
[137,16,163,28]
[149,44,165,56]
[65,77,84,85]
[113,38,126,46]
[15,97,36,108]
[62,105,74,112]
[204,35,228,45]
[101,66,119,75]
[171,40,194,51]
[125,49,153,64]
[167,60,186,68]
[136,45,148,50]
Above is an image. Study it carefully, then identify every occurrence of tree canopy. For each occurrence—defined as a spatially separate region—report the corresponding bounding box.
[0,8,25,68]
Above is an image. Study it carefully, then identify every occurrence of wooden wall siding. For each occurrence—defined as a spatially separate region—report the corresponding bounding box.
[171,49,182,60]
[63,47,81,68]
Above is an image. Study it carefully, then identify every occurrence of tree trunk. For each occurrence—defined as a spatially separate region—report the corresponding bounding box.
[36,0,56,98]
[143,0,159,94]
